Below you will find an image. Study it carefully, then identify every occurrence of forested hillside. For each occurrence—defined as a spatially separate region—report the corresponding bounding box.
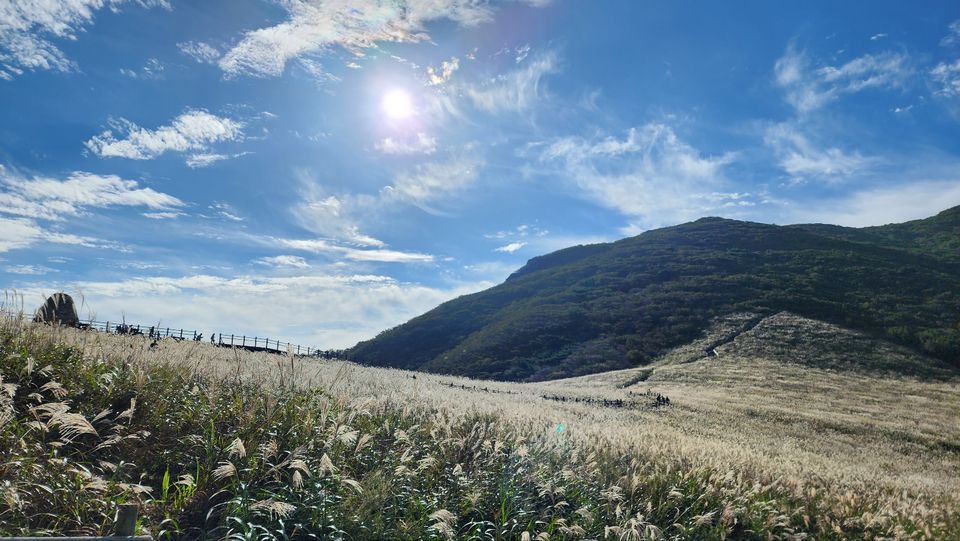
[348,207,960,381]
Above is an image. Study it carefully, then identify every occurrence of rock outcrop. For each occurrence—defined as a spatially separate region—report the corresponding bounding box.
[33,293,80,327]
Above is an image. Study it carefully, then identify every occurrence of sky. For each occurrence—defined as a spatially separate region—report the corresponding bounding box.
[2,1,960,349]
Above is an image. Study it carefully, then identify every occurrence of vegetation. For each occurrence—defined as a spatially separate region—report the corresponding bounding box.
[2,317,959,539]
[348,206,960,381]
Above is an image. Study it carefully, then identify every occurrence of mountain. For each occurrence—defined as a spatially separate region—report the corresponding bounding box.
[347,206,960,381]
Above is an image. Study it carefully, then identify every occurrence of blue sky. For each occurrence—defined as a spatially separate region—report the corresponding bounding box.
[2,0,960,349]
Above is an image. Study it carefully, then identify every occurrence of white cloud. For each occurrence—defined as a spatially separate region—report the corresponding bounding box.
[186,151,250,168]
[462,51,557,112]
[764,123,873,181]
[0,216,113,253]
[870,33,888,41]
[292,182,385,247]
[494,241,525,253]
[0,166,184,220]
[463,261,520,281]
[290,155,481,260]
[14,272,492,348]
[218,0,544,78]
[540,123,736,227]
[177,40,220,64]
[382,156,481,210]
[4,264,56,275]
[774,45,911,113]
[142,211,184,220]
[427,56,459,86]
[376,133,437,155]
[119,57,164,79]
[929,21,960,107]
[275,238,434,263]
[485,223,548,240]
[931,59,960,99]
[0,167,178,253]
[209,201,243,222]
[0,0,168,79]
[85,110,244,163]
[941,20,960,48]
[256,255,310,268]
[786,180,960,227]
[514,44,531,63]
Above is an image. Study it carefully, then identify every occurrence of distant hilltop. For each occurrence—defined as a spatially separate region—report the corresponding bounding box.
[346,206,960,381]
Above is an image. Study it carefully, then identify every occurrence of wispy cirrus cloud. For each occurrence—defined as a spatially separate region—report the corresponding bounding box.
[0,166,181,253]
[85,109,245,165]
[931,21,960,101]
[931,59,960,99]
[218,0,547,78]
[186,151,251,169]
[177,40,220,64]
[381,155,481,212]
[376,133,437,155]
[461,51,558,113]
[0,0,168,80]
[941,20,960,48]
[4,264,57,275]
[292,178,385,247]
[274,238,434,263]
[142,211,184,220]
[787,179,960,227]
[119,57,164,79]
[540,123,737,227]
[0,215,116,253]
[255,255,309,268]
[0,166,183,220]
[763,123,874,181]
[293,153,481,253]
[774,44,911,113]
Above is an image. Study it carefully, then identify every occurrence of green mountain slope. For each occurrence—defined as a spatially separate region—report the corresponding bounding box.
[347,207,960,381]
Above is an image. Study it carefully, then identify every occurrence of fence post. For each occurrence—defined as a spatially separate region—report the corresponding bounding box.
[242,336,246,346]
[297,345,301,355]
[115,503,138,536]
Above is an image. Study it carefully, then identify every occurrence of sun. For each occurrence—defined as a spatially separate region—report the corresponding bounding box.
[382,89,414,120]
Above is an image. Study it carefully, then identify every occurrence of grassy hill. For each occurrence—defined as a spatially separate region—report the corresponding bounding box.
[3,318,959,538]
[347,206,960,381]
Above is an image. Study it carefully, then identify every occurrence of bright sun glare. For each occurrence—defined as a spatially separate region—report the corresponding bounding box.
[382,89,414,119]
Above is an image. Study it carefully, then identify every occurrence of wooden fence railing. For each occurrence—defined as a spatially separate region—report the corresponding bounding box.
[2,311,329,358]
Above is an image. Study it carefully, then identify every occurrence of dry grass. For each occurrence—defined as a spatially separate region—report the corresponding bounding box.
[4,311,959,538]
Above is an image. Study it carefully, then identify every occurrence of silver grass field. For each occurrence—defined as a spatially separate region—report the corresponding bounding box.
[1,313,958,539]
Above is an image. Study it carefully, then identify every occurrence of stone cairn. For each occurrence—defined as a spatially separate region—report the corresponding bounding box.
[33,292,80,327]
